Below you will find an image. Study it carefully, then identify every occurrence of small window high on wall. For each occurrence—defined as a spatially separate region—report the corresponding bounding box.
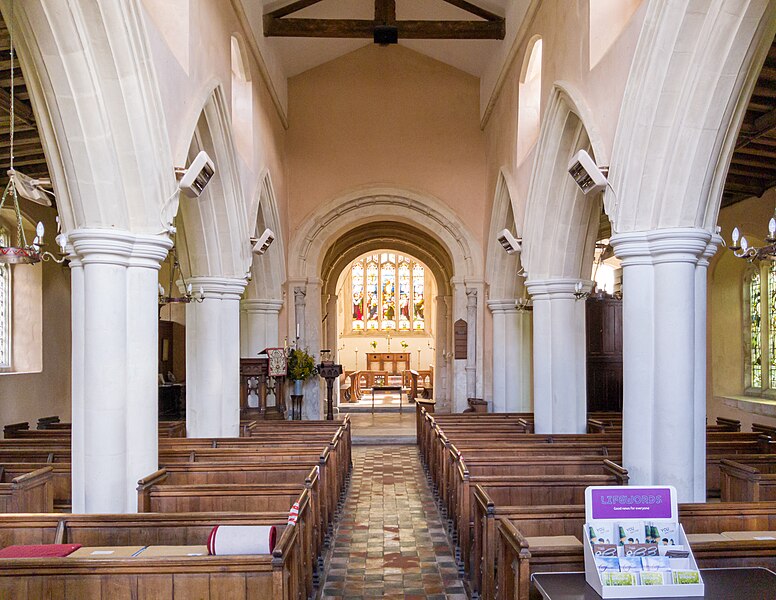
[516,37,542,166]
[589,0,643,69]
[230,35,253,163]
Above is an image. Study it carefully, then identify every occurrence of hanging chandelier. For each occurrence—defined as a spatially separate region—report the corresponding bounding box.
[0,2,66,266]
[158,229,204,306]
[728,215,776,261]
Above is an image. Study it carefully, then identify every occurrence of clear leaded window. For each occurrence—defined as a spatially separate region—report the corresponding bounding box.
[0,227,9,367]
[351,252,425,332]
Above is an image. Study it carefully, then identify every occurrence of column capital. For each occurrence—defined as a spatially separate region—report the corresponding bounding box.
[697,233,723,268]
[611,227,712,267]
[487,299,519,313]
[241,298,284,313]
[70,228,172,269]
[525,278,593,300]
[186,276,247,300]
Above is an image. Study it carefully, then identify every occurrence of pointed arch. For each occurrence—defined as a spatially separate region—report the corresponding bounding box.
[176,85,250,279]
[485,168,524,299]
[609,0,776,233]
[245,170,286,301]
[522,83,608,282]
[0,0,174,234]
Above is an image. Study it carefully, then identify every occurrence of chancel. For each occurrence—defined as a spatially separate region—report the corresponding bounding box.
[0,0,775,597]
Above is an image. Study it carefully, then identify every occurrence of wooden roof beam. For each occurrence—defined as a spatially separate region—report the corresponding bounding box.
[264,18,505,40]
[375,0,396,24]
[440,0,503,21]
[0,87,35,127]
[266,0,326,20]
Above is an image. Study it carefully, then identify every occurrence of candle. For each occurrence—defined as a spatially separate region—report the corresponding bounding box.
[296,323,300,339]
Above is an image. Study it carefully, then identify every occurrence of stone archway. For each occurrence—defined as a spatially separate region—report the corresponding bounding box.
[287,187,484,418]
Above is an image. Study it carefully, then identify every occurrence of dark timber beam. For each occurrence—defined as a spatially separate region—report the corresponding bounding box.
[440,0,502,21]
[0,88,35,127]
[266,0,325,19]
[375,0,396,24]
[264,18,505,40]
[736,106,776,149]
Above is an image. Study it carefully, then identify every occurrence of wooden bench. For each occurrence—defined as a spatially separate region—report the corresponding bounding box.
[494,504,776,600]
[473,488,776,599]
[0,508,309,600]
[0,466,54,513]
[721,458,776,502]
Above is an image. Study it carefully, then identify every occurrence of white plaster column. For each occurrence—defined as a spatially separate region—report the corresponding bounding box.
[304,279,323,420]
[240,299,283,356]
[694,236,721,500]
[489,299,533,413]
[325,294,338,354]
[70,229,171,514]
[294,286,306,344]
[186,277,247,438]
[466,288,478,399]
[611,228,714,503]
[68,252,85,512]
[525,279,590,434]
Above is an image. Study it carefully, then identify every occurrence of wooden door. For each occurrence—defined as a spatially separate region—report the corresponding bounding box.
[586,296,623,412]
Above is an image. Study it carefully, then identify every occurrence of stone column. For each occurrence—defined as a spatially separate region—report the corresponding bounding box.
[611,228,714,503]
[466,288,478,399]
[70,229,171,513]
[693,237,720,500]
[325,294,338,355]
[240,299,283,356]
[294,286,306,344]
[186,277,247,438]
[489,299,532,413]
[525,278,590,434]
[435,294,451,412]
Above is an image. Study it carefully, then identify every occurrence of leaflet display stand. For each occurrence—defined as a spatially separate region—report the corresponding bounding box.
[583,485,704,598]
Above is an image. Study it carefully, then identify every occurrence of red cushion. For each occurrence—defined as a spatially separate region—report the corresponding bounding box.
[0,544,82,558]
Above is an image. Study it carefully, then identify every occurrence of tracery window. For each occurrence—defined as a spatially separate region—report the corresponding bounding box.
[745,262,776,392]
[351,252,425,332]
[0,226,10,368]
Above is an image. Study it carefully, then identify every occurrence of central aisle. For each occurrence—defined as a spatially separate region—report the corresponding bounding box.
[320,446,467,599]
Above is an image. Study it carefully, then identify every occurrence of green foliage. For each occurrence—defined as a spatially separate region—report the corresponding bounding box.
[287,347,318,381]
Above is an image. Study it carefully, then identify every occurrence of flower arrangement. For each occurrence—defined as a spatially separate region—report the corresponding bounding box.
[370,340,378,350]
[400,340,409,350]
[287,347,318,381]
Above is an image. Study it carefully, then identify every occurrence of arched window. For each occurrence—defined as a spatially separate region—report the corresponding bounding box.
[0,226,10,368]
[516,37,542,165]
[744,262,776,392]
[350,252,426,332]
[230,35,253,162]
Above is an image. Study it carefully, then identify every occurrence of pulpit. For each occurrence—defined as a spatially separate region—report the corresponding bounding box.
[240,358,287,420]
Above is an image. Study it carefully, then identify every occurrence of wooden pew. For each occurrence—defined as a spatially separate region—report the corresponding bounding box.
[0,466,53,513]
[494,504,776,600]
[0,508,309,600]
[473,490,776,599]
[721,458,776,502]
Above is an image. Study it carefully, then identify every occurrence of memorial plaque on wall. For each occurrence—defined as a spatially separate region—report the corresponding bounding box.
[454,319,467,360]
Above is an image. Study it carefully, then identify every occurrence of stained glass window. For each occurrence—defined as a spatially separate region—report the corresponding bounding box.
[750,270,762,388]
[348,252,426,332]
[413,263,424,330]
[398,258,411,331]
[366,257,379,330]
[0,227,9,368]
[381,254,396,330]
[770,263,776,389]
[352,262,364,330]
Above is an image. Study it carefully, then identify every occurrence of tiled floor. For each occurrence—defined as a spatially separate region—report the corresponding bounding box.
[320,446,467,599]
[338,412,416,440]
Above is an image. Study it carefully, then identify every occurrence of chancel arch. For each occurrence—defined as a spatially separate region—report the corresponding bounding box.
[287,187,484,417]
[521,82,608,435]
[485,169,532,413]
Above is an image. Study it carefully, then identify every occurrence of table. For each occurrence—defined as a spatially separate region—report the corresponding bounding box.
[371,385,403,413]
[531,568,776,600]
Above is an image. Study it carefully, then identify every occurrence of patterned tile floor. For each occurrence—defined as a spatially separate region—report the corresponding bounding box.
[320,446,467,599]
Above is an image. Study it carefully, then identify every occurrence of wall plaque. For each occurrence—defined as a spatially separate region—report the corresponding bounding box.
[454,319,467,360]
